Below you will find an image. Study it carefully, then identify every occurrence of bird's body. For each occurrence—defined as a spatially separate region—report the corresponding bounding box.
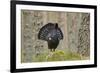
[38,23,63,52]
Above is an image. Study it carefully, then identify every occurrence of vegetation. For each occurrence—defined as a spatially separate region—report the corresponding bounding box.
[31,50,82,62]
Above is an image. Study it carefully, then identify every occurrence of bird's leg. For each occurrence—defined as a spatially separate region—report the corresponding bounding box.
[47,49,53,59]
[50,49,52,52]
[48,49,54,56]
[52,49,53,52]
[53,49,55,52]
[51,49,54,52]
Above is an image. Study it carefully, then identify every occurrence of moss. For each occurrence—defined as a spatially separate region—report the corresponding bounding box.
[64,51,81,60]
[32,53,47,62]
[46,50,81,61]
[46,50,66,61]
[31,49,83,62]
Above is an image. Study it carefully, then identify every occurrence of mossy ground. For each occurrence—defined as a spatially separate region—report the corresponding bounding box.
[31,50,88,62]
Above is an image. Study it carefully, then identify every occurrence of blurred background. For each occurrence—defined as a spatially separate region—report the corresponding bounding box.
[21,10,90,63]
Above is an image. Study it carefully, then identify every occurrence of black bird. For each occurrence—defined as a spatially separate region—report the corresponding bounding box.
[38,23,63,52]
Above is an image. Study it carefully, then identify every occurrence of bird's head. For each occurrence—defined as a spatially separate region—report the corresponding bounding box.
[55,23,58,29]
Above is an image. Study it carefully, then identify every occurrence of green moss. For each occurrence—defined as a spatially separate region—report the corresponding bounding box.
[46,50,81,61]
[33,53,47,62]
[32,49,83,62]
[64,51,81,60]
[46,50,66,61]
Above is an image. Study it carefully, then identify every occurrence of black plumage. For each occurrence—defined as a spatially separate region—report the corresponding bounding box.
[38,23,63,52]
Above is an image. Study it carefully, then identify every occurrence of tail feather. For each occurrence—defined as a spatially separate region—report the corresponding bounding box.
[38,23,63,41]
